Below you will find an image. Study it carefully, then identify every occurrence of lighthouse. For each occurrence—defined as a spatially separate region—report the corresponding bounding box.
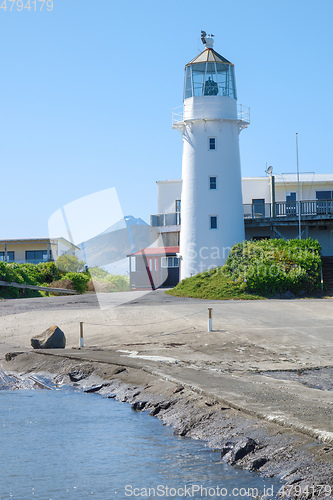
[173,33,249,280]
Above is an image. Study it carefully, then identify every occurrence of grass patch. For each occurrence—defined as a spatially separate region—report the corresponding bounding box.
[166,268,264,300]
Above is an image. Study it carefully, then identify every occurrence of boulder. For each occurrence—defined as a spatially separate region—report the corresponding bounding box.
[131,401,147,411]
[222,437,257,464]
[31,325,66,349]
[250,457,268,471]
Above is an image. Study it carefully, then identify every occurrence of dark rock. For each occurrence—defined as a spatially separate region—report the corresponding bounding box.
[173,385,184,394]
[69,370,91,382]
[114,367,127,375]
[31,325,66,349]
[223,438,257,464]
[107,394,117,399]
[233,438,257,461]
[221,442,234,458]
[132,401,147,411]
[149,401,172,416]
[5,352,24,362]
[84,383,109,393]
[132,391,141,398]
[250,457,268,471]
[205,400,218,407]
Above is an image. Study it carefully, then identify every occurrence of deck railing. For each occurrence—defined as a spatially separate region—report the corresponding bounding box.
[151,200,333,227]
[151,212,181,227]
[244,200,333,219]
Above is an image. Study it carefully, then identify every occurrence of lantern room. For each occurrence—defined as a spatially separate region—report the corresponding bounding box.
[184,45,237,100]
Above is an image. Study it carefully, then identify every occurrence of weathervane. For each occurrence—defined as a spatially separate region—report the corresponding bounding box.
[201,31,214,45]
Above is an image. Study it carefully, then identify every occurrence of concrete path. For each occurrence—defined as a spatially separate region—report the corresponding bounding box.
[1,290,333,443]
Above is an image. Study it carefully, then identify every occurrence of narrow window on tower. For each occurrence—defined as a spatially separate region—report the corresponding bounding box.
[210,216,218,229]
[209,137,216,150]
[209,176,217,190]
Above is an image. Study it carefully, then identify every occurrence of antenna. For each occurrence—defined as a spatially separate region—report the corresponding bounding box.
[265,165,273,175]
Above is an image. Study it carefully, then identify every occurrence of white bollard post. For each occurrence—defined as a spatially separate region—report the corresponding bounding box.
[208,308,213,332]
[80,322,84,348]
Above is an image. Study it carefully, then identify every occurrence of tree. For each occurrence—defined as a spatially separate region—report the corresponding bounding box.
[56,254,86,273]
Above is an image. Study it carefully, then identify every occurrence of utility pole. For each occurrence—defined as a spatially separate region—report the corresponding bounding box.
[296,133,301,239]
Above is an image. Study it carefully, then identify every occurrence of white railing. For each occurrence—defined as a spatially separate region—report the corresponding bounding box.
[172,103,250,126]
[237,104,250,124]
[172,105,184,125]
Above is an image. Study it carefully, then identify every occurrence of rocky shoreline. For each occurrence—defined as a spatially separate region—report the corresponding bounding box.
[2,351,333,499]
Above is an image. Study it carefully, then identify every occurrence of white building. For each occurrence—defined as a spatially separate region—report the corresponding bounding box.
[0,237,78,264]
[172,34,249,279]
[151,173,333,261]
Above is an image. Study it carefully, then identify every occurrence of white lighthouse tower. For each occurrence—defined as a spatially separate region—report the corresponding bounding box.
[173,33,249,280]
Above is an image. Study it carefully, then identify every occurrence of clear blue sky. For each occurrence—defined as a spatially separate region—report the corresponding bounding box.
[1,0,333,238]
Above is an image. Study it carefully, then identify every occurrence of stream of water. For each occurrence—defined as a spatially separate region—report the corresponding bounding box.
[0,387,281,499]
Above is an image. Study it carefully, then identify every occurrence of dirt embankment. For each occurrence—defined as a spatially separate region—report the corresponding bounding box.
[3,351,333,499]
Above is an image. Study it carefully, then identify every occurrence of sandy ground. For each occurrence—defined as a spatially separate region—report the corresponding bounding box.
[1,290,333,496]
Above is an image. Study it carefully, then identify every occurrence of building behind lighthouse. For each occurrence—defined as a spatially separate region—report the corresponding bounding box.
[173,33,249,279]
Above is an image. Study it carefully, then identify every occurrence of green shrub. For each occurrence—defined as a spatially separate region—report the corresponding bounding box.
[62,272,90,293]
[223,238,321,296]
[168,238,322,300]
[56,255,86,273]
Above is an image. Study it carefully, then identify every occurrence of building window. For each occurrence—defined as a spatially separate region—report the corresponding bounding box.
[0,251,14,262]
[209,176,217,190]
[316,191,333,200]
[130,256,136,273]
[161,256,179,268]
[210,216,218,229]
[252,199,265,218]
[25,250,48,263]
[209,137,216,150]
[175,200,181,213]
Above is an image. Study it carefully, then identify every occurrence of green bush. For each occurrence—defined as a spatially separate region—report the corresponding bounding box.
[223,238,322,296]
[0,262,43,298]
[62,272,90,293]
[56,255,86,273]
[88,267,130,292]
[168,238,322,300]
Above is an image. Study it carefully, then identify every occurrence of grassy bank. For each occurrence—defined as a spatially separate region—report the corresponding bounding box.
[0,260,129,299]
[167,238,322,300]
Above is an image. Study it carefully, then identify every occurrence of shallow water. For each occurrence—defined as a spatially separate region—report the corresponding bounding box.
[0,388,281,499]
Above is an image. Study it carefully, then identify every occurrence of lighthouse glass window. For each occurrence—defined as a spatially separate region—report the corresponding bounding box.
[185,62,236,99]
[209,137,216,150]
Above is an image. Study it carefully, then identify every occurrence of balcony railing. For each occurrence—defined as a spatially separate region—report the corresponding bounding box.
[172,103,250,126]
[151,213,181,227]
[244,200,333,220]
[151,200,333,228]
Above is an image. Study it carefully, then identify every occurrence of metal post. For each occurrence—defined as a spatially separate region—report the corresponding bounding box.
[270,175,275,218]
[208,308,213,332]
[79,322,84,348]
[296,133,301,239]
